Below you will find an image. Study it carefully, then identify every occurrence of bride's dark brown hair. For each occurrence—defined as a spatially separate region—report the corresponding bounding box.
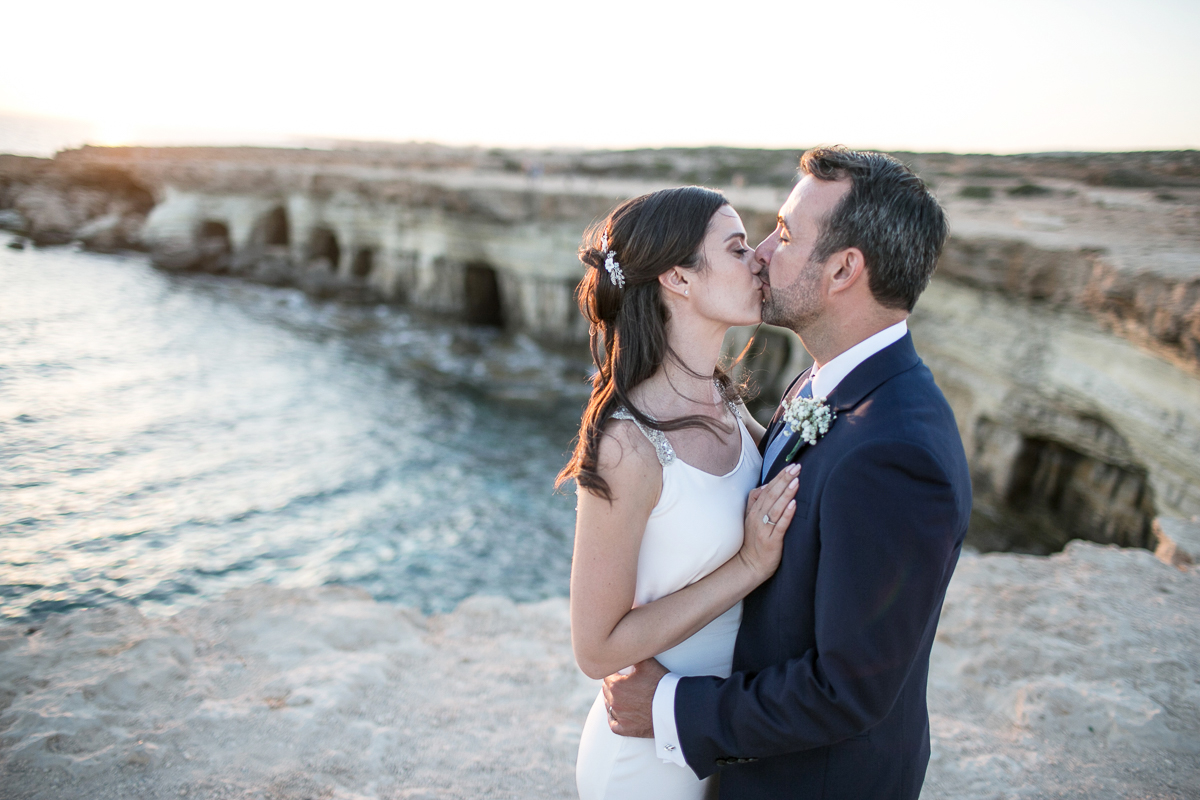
[556,186,747,501]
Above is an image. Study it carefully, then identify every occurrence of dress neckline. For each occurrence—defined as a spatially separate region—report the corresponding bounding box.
[613,406,750,478]
[672,424,749,479]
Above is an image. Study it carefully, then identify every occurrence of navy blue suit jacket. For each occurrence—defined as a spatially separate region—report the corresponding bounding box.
[675,332,972,800]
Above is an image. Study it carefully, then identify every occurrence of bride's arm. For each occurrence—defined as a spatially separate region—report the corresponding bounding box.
[570,422,798,680]
[736,402,767,446]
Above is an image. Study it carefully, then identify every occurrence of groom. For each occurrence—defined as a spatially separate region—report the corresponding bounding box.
[604,146,972,799]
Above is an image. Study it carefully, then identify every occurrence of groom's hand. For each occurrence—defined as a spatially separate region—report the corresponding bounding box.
[602,658,667,738]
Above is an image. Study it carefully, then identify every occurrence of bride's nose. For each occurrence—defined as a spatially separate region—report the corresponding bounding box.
[754,236,775,268]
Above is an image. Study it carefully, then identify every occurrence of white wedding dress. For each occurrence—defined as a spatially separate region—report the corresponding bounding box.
[576,408,763,800]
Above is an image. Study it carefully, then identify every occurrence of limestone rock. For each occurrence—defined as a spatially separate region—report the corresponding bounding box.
[0,156,152,250]
[925,542,1200,799]
[909,278,1200,551]
[1154,516,1200,568]
[3,144,1198,552]
[1,544,1196,799]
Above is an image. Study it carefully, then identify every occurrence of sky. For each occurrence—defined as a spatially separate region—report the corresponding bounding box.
[0,0,1197,155]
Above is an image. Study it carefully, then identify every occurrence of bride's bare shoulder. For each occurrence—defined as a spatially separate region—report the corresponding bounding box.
[597,415,661,475]
[581,415,663,508]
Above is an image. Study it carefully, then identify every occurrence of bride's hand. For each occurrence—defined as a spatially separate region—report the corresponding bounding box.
[737,464,800,582]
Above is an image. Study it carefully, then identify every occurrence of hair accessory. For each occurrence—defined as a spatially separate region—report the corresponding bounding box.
[600,231,625,289]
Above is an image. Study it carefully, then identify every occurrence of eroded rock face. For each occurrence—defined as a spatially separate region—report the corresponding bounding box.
[939,237,1200,376]
[134,186,595,339]
[1154,516,1200,568]
[5,146,1198,362]
[910,278,1200,552]
[0,154,153,251]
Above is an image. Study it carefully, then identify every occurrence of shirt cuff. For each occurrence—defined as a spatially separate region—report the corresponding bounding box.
[652,672,688,768]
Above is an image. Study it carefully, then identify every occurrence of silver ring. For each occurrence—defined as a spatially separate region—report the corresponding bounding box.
[763,514,774,525]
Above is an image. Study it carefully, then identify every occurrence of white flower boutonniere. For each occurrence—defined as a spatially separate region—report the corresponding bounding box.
[782,395,836,462]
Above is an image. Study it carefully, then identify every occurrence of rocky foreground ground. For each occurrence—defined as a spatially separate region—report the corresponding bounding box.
[0,542,1197,800]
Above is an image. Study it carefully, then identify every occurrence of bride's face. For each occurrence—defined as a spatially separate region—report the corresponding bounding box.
[688,205,763,327]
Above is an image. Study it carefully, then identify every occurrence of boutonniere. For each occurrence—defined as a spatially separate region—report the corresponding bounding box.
[782,395,836,462]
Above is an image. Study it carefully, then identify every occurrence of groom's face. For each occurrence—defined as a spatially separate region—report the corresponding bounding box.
[754,176,851,330]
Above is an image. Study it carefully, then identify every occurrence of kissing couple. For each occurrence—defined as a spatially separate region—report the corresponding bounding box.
[558,147,973,800]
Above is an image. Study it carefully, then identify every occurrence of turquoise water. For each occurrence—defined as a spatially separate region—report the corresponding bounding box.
[0,238,589,621]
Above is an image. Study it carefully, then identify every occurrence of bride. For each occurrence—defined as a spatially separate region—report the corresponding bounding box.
[557,187,800,800]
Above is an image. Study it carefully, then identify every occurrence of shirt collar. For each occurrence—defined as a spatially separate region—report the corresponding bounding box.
[809,320,908,399]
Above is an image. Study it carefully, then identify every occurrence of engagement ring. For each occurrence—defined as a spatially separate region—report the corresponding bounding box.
[763,514,774,525]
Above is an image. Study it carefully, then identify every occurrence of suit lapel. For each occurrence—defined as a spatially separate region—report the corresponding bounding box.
[762,333,921,476]
[825,332,920,415]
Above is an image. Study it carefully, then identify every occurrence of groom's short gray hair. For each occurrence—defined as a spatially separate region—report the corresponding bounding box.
[801,146,947,312]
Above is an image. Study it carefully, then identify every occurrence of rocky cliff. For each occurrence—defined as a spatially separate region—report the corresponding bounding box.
[2,144,1198,553]
[0,153,153,251]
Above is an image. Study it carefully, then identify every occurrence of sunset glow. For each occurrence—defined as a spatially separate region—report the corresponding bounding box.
[2,0,1198,153]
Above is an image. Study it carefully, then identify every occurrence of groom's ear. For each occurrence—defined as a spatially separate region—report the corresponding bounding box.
[827,247,867,296]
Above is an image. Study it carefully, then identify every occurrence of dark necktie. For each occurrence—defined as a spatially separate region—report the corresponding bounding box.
[760,376,814,480]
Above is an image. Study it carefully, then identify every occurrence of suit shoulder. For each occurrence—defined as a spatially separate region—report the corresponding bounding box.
[867,363,959,430]
[821,436,972,529]
[878,359,947,403]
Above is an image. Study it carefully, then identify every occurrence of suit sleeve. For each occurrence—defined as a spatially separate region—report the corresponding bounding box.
[674,438,964,777]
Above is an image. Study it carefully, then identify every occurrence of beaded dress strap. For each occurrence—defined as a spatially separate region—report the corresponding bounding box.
[611,408,676,467]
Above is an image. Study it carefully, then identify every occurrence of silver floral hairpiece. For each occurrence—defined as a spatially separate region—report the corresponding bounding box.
[600,232,625,289]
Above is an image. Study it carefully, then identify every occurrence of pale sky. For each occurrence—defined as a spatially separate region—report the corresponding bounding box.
[1,0,1197,154]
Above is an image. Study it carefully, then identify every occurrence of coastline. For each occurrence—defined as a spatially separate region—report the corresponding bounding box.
[2,541,1196,800]
[3,144,1199,797]
[5,146,1200,555]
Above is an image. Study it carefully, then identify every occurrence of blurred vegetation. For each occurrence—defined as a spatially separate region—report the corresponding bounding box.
[960,185,994,199]
[1006,183,1052,197]
[1088,169,1162,188]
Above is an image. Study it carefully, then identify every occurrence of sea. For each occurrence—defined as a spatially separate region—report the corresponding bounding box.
[0,236,590,622]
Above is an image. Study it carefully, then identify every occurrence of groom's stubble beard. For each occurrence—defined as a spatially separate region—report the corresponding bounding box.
[761,255,824,333]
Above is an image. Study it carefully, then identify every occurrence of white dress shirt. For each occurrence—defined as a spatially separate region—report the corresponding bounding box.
[651,320,909,768]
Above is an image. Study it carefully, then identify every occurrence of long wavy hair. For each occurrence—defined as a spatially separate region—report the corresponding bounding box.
[556,186,748,500]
